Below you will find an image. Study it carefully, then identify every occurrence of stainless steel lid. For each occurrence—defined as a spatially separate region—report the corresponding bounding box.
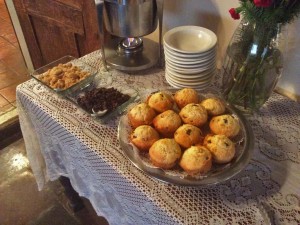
[103,0,157,37]
[104,0,152,5]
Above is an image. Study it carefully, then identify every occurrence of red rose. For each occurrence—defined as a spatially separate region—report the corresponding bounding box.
[253,0,273,7]
[229,8,240,20]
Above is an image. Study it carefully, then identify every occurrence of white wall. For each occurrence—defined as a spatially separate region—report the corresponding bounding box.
[151,0,300,100]
[277,19,300,100]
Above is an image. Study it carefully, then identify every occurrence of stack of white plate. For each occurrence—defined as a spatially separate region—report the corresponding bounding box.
[163,26,217,90]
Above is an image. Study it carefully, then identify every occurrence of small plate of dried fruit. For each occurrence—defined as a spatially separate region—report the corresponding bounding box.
[65,80,138,123]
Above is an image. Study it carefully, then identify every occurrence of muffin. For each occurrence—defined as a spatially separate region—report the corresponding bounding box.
[130,125,160,151]
[174,88,199,109]
[153,110,182,138]
[174,124,203,149]
[179,145,212,175]
[179,103,208,127]
[147,91,174,113]
[203,134,235,164]
[200,98,226,116]
[128,103,157,128]
[209,114,240,138]
[149,139,182,169]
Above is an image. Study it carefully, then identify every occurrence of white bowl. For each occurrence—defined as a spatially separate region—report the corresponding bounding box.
[166,76,212,87]
[164,49,216,64]
[166,61,215,74]
[166,64,216,78]
[166,68,216,81]
[165,57,215,69]
[166,73,213,86]
[165,74,212,90]
[166,64,216,77]
[164,43,216,59]
[163,26,217,54]
[166,73,212,85]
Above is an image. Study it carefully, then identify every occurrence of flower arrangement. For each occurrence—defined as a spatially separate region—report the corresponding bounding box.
[229,0,300,25]
[221,0,300,113]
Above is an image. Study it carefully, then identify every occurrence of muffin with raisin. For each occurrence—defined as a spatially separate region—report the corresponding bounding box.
[147,91,174,113]
[209,114,240,138]
[200,98,226,116]
[153,110,182,138]
[174,88,199,109]
[203,134,235,164]
[149,138,182,169]
[179,145,212,175]
[174,124,203,149]
[130,125,160,151]
[128,103,157,128]
[179,103,208,127]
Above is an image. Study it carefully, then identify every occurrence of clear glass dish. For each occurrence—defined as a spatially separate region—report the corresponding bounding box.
[65,80,139,123]
[118,87,254,186]
[31,55,98,96]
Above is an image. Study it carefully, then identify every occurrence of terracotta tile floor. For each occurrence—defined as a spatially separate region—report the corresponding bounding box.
[0,0,29,127]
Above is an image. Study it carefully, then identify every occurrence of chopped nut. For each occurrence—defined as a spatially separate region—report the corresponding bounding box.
[39,62,91,90]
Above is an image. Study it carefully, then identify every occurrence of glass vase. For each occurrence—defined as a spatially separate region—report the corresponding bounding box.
[221,20,287,114]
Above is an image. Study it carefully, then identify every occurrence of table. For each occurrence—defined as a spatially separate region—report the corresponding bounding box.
[16,50,300,225]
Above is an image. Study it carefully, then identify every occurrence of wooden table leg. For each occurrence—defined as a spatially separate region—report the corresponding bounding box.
[59,176,85,212]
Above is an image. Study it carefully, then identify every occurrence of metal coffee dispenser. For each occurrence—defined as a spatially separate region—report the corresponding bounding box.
[95,0,164,72]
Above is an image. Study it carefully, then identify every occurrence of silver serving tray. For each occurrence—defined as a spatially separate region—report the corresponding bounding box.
[118,87,254,186]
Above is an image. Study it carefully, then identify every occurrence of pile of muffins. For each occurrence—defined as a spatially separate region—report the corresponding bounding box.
[127,88,240,177]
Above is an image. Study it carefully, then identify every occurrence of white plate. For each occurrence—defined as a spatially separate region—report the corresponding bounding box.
[165,57,216,69]
[165,71,214,84]
[164,50,216,65]
[166,64,216,76]
[165,75,212,90]
[166,61,215,74]
[163,26,217,54]
[166,72,212,86]
[166,77,212,88]
[166,68,215,82]
[164,44,216,59]
[166,73,213,83]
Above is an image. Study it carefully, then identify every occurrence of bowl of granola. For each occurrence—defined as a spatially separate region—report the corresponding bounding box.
[31,55,98,96]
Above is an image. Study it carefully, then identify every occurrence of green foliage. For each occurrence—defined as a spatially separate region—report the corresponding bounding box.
[237,0,300,26]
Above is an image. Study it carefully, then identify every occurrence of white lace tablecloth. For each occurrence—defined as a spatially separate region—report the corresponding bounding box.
[16,51,300,225]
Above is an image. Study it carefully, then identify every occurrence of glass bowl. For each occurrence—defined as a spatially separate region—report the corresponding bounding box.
[65,80,139,123]
[31,55,98,96]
